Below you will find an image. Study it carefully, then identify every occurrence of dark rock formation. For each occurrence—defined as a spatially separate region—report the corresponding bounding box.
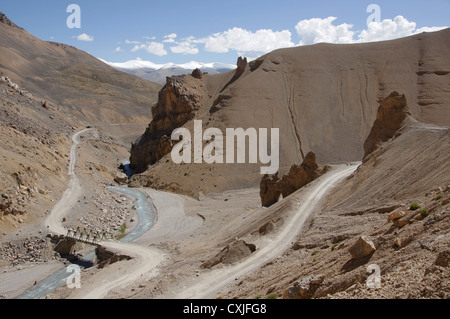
[278,152,320,198]
[130,75,203,174]
[259,173,281,208]
[219,56,248,93]
[363,91,409,159]
[236,56,248,78]
[260,152,323,207]
[191,68,203,79]
[95,245,132,269]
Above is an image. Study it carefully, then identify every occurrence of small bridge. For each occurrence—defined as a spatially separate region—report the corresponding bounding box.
[65,227,113,246]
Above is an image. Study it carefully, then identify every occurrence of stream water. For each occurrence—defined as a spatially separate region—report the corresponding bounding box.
[17,186,156,299]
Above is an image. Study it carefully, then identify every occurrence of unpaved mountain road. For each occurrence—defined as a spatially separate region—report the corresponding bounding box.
[44,128,90,236]
[44,128,358,299]
[43,128,164,299]
[173,164,359,299]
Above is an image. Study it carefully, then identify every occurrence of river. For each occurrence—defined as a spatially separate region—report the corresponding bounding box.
[17,186,156,299]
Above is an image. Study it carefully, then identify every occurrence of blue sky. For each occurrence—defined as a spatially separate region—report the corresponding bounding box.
[1,0,448,66]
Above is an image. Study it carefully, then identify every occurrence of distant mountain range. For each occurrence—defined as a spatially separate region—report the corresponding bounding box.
[101,58,236,83]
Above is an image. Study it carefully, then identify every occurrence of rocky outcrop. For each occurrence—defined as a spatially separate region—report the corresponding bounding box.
[260,152,324,207]
[283,274,324,299]
[95,245,132,269]
[0,12,19,28]
[219,57,248,94]
[191,68,203,79]
[235,57,248,78]
[0,236,55,266]
[1,193,26,217]
[130,75,204,174]
[363,91,409,159]
[259,173,281,208]
[201,240,256,269]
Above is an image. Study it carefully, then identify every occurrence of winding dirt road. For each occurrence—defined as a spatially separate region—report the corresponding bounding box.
[45,129,358,299]
[174,164,359,299]
[44,129,164,299]
[44,129,90,235]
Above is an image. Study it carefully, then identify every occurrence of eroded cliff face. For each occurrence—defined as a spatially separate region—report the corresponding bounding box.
[130,73,204,174]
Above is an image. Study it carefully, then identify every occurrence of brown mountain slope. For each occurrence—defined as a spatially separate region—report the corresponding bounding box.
[130,29,450,196]
[0,12,160,237]
[216,90,449,299]
[0,12,161,124]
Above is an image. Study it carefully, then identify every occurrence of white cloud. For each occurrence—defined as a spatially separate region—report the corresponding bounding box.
[130,44,145,52]
[75,33,94,42]
[114,46,124,52]
[170,41,199,55]
[295,17,355,45]
[163,33,178,43]
[415,26,448,34]
[165,33,177,39]
[200,27,294,54]
[131,42,167,56]
[357,15,416,42]
[126,39,142,44]
[295,16,448,45]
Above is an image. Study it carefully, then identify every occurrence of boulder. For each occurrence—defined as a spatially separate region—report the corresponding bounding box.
[434,250,449,267]
[387,210,406,221]
[114,172,128,185]
[392,218,409,228]
[283,274,324,299]
[201,240,256,269]
[348,236,376,259]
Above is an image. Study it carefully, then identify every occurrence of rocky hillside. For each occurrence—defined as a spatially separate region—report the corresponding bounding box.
[0,12,161,238]
[0,12,161,124]
[0,74,75,236]
[129,28,450,197]
[218,90,449,299]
